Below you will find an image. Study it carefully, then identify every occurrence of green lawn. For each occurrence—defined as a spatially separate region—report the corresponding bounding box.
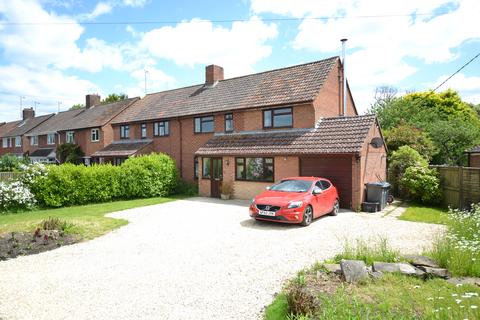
[399,204,449,224]
[0,196,182,239]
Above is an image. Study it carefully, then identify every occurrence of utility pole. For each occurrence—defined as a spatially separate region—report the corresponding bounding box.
[34,101,40,112]
[144,69,149,96]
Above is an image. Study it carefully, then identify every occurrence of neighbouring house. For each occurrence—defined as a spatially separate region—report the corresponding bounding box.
[55,94,140,165]
[98,56,386,209]
[25,108,84,163]
[465,146,480,167]
[0,108,53,158]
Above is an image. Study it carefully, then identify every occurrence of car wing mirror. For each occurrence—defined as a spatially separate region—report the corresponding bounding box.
[312,187,323,195]
[266,186,271,190]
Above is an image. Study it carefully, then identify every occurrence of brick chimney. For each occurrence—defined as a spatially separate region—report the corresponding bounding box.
[22,107,35,120]
[86,94,101,109]
[205,65,224,85]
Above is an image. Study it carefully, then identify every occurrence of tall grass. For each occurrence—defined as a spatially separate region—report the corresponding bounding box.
[333,237,400,265]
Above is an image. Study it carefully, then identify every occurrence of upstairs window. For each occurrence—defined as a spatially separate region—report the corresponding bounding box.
[154,121,170,137]
[30,136,38,146]
[91,129,100,142]
[263,107,293,128]
[120,125,130,139]
[194,116,214,133]
[47,133,56,145]
[141,123,147,139]
[15,136,21,147]
[66,131,74,143]
[225,113,233,132]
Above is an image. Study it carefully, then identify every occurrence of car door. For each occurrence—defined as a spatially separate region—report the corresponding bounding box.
[312,181,328,217]
[319,179,335,212]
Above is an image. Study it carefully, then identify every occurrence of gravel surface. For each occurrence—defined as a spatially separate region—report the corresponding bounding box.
[0,197,444,320]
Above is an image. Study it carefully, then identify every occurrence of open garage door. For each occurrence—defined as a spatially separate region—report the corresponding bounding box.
[300,156,353,208]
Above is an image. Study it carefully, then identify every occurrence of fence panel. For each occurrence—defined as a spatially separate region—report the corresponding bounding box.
[433,166,480,209]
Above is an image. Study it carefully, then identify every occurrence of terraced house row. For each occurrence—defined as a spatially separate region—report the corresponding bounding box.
[0,56,387,209]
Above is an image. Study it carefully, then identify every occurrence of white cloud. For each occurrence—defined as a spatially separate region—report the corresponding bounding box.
[123,0,148,7]
[79,2,113,21]
[123,67,176,98]
[140,17,278,77]
[433,73,480,104]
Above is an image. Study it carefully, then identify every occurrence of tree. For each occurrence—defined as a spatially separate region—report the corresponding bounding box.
[387,146,428,196]
[383,121,437,160]
[56,143,85,164]
[102,93,128,104]
[70,104,84,110]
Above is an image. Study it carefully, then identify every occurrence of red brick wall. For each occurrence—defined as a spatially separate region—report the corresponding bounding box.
[469,154,480,167]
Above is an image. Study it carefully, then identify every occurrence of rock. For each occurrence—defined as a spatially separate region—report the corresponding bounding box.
[323,263,341,274]
[372,262,417,275]
[369,270,384,280]
[403,255,439,268]
[414,267,426,279]
[340,260,368,283]
[418,266,450,279]
[446,277,480,287]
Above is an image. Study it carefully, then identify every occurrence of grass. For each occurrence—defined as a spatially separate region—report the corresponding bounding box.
[399,204,449,224]
[0,196,183,239]
[332,237,401,266]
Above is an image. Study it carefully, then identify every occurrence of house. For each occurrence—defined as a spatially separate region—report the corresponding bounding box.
[465,146,480,167]
[55,95,140,165]
[99,56,386,209]
[0,108,53,157]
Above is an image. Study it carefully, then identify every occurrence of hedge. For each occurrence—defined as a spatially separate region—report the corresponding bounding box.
[32,153,178,207]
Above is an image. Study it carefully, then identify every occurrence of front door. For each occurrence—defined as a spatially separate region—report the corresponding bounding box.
[210,158,223,198]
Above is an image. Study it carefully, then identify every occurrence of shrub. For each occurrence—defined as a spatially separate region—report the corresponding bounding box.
[174,179,198,196]
[0,154,30,172]
[384,121,437,160]
[56,143,85,164]
[388,146,428,196]
[120,154,178,199]
[0,180,36,212]
[40,217,73,232]
[286,272,318,317]
[401,166,441,204]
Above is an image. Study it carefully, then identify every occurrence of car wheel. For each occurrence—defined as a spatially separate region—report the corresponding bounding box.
[330,200,340,216]
[301,205,313,226]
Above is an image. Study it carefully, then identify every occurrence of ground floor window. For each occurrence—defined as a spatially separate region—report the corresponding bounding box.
[235,157,274,182]
[202,157,211,179]
[194,157,199,179]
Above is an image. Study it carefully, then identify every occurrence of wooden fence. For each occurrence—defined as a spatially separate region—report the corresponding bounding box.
[0,172,21,182]
[432,166,480,209]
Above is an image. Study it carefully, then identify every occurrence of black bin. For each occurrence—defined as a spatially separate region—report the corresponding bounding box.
[365,182,391,211]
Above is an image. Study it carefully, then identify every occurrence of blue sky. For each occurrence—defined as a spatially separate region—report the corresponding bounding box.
[0,0,479,121]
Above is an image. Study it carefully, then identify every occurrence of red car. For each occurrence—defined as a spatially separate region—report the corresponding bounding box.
[249,177,340,226]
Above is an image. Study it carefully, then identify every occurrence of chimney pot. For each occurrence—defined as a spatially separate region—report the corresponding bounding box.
[205,65,224,85]
[86,94,101,109]
[22,107,35,120]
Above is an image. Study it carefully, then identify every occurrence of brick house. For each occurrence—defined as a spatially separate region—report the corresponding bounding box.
[465,146,480,167]
[0,108,53,157]
[97,56,386,209]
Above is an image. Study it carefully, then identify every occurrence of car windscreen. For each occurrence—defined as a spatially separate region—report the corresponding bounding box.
[270,180,313,193]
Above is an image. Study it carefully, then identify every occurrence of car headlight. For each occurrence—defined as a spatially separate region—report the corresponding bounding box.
[251,198,256,205]
[287,201,303,209]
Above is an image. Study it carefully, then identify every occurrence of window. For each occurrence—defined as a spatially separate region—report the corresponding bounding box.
[47,133,56,145]
[2,138,8,148]
[202,158,211,179]
[320,180,331,190]
[30,136,38,146]
[15,136,21,147]
[66,131,74,143]
[154,121,169,136]
[194,116,214,133]
[225,113,233,132]
[235,157,274,182]
[194,157,199,179]
[91,129,100,142]
[120,125,130,139]
[141,123,147,139]
[263,107,293,128]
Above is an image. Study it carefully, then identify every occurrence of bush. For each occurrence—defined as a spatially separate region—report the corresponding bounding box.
[388,146,428,196]
[401,166,441,204]
[0,154,30,172]
[174,179,198,196]
[0,180,36,212]
[56,143,84,164]
[120,154,178,199]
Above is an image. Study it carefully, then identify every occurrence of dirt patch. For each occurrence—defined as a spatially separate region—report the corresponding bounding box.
[0,230,79,261]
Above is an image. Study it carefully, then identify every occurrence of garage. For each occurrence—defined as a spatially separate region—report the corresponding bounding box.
[300,155,353,208]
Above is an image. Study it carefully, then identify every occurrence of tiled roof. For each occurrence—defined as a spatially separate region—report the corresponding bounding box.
[0,120,22,138]
[26,108,84,136]
[112,57,339,124]
[91,140,152,157]
[60,98,139,131]
[1,114,54,138]
[196,115,377,156]
[466,146,480,153]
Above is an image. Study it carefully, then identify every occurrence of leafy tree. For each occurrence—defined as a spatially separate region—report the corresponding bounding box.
[69,104,84,110]
[387,146,428,196]
[383,121,437,160]
[102,93,128,104]
[0,154,30,172]
[402,166,441,204]
[56,143,85,164]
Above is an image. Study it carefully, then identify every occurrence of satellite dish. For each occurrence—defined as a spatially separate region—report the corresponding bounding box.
[370,137,384,148]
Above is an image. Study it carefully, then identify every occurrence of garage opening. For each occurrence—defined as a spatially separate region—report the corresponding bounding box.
[300,156,353,208]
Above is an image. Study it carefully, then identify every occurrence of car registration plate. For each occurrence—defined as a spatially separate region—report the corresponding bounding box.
[259,210,276,216]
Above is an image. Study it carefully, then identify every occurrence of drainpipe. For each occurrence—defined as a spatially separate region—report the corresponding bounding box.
[177,118,183,178]
[341,38,348,116]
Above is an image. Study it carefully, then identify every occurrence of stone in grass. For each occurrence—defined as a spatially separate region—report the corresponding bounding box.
[418,266,450,279]
[323,263,342,274]
[414,267,426,279]
[340,260,368,283]
[372,262,417,275]
[446,277,480,287]
[403,254,439,268]
[369,270,384,280]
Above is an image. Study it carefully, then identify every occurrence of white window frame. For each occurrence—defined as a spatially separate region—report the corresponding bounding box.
[91,129,100,142]
[154,121,170,136]
[66,131,74,144]
[120,125,130,139]
[15,136,21,147]
[47,133,56,145]
[2,138,8,148]
[30,136,38,146]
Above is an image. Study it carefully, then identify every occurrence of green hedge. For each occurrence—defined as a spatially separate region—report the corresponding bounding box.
[32,153,178,207]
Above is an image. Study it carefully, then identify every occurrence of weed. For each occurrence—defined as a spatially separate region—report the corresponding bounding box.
[333,237,400,265]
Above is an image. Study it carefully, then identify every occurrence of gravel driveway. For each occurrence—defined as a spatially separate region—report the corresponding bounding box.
[0,197,444,320]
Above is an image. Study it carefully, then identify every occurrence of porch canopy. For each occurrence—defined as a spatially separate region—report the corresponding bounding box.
[30,148,55,158]
[92,140,152,158]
